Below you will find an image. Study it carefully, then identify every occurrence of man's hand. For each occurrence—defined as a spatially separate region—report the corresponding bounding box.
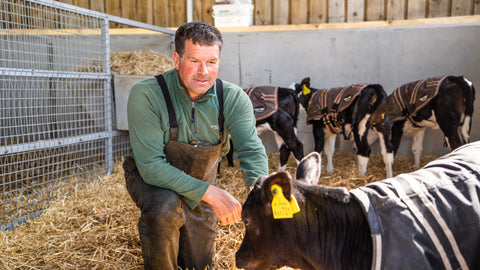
[202,185,242,225]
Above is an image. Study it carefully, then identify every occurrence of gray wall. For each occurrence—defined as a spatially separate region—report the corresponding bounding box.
[110,21,480,157]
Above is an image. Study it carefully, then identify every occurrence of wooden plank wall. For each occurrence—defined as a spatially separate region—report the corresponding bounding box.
[57,0,480,27]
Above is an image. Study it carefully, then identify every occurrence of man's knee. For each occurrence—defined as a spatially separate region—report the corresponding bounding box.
[140,190,185,228]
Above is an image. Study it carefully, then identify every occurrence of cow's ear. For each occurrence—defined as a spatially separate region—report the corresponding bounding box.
[296,152,321,185]
[262,171,294,202]
[300,77,310,88]
[294,83,301,93]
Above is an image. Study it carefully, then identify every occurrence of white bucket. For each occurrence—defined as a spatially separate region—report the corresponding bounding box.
[212,4,254,27]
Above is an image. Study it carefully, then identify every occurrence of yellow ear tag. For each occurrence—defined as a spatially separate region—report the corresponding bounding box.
[271,184,300,219]
[302,85,311,95]
[289,195,300,214]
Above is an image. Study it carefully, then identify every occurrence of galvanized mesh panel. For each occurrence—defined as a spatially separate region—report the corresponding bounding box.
[0,0,111,230]
[113,131,131,161]
[1,1,104,72]
[0,77,106,144]
[0,141,106,228]
[1,0,173,230]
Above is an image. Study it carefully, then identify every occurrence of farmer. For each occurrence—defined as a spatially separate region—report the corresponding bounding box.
[123,21,268,270]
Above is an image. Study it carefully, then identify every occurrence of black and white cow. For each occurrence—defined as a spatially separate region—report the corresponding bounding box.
[226,86,304,170]
[235,141,480,270]
[387,75,476,169]
[295,77,394,178]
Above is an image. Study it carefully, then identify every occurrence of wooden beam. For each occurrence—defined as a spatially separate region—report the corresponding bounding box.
[74,0,89,9]
[329,0,346,22]
[451,0,473,15]
[106,15,479,34]
[291,0,308,24]
[407,0,427,19]
[254,0,272,25]
[366,0,385,20]
[137,0,153,24]
[193,0,202,21]
[348,0,365,22]
[89,0,105,13]
[105,0,120,16]
[309,0,328,23]
[170,0,186,27]
[429,0,450,17]
[273,0,289,25]
[213,14,480,32]
[203,0,215,26]
[386,0,405,20]
[153,0,169,27]
[120,0,137,21]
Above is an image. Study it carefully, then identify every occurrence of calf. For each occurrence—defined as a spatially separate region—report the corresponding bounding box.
[387,75,475,169]
[295,77,394,178]
[235,141,480,270]
[226,86,304,170]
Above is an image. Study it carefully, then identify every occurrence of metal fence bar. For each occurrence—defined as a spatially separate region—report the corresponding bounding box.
[0,67,111,79]
[0,132,111,155]
[101,18,113,174]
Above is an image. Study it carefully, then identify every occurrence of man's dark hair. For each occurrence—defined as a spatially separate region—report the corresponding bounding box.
[175,21,223,57]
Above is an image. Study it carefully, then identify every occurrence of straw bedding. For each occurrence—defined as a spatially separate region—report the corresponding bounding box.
[110,50,175,75]
[0,152,437,270]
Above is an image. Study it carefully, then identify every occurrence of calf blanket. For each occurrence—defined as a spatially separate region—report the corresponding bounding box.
[387,75,448,123]
[245,86,278,121]
[351,141,480,270]
[306,84,370,133]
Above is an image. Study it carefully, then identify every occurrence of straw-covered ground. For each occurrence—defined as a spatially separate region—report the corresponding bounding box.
[0,151,438,270]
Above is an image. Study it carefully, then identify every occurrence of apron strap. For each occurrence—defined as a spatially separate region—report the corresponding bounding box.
[155,74,225,142]
[216,79,224,139]
[155,74,179,141]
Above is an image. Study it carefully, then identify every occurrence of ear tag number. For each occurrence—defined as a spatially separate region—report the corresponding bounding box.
[302,85,311,95]
[271,184,300,219]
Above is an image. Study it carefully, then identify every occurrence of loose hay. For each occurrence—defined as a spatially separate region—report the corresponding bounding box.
[0,152,438,270]
[74,50,175,75]
[110,50,175,75]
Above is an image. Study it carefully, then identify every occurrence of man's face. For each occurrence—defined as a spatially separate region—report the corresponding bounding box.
[174,39,221,100]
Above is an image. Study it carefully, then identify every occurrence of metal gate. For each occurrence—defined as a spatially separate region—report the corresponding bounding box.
[0,0,174,230]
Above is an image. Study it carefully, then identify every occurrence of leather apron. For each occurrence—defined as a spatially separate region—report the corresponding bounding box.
[156,74,225,184]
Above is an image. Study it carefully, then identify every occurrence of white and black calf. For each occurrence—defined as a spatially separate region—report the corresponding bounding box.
[387,75,475,169]
[295,77,394,178]
[226,86,304,170]
[235,141,480,270]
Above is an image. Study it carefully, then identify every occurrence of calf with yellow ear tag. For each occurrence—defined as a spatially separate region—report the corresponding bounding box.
[236,152,353,270]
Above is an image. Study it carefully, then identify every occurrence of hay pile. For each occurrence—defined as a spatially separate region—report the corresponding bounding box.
[0,152,437,270]
[74,50,175,74]
[110,50,175,75]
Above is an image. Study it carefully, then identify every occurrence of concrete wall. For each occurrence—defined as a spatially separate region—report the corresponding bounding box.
[110,19,480,157]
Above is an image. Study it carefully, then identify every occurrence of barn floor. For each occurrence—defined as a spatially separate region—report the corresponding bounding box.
[0,152,437,270]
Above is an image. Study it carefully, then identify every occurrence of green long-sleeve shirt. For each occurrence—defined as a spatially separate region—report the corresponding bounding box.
[127,69,268,208]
